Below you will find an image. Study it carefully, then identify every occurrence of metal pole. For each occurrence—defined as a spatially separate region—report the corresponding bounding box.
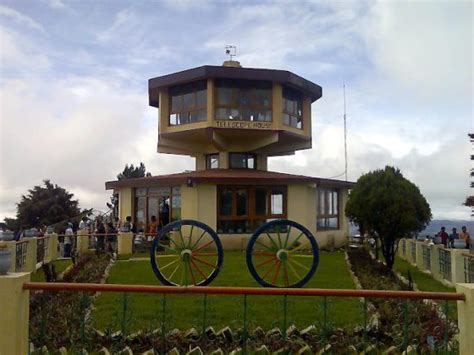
[343,84,348,181]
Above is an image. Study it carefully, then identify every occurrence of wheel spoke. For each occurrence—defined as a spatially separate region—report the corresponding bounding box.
[168,263,181,282]
[276,227,282,248]
[283,262,289,287]
[187,225,194,248]
[265,232,280,250]
[155,254,180,258]
[193,256,216,268]
[288,242,308,254]
[287,231,305,250]
[287,259,301,279]
[193,252,218,257]
[255,255,277,268]
[291,254,314,258]
[156,243,177,252]
[271,261,282,284]
[159,257,180,271]
[254,239,274,252]
[178,227,186,249]
[288,257,311,272]
[193,239,215,253]
[190,259,208,280]
[261,259,279,279]
[190,230,207,250]
[283,226,292,249]
[188,261,196,285]
[253,251,276,257]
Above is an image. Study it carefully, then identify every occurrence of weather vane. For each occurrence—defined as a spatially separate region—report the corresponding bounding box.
[225,45,236,61]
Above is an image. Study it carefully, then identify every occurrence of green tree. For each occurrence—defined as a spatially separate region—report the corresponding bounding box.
[13,180,82,229]
[345,166,432,269]
[117,162,151,180]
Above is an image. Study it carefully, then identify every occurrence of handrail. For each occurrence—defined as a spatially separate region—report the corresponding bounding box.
[23,282,465,301]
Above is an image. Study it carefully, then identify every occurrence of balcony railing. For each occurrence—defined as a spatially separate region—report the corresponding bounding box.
[439,248,452,281]
[422,244,431,270]
[15,240,28,271]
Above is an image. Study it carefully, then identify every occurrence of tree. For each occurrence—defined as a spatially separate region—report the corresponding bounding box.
[345,166,432,269]
[12,180,82,229]
[117,162,151,180]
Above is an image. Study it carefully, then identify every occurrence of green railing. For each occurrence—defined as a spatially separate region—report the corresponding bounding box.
[15,240,28,271]
[410,241,416,263]
[423,245,431,270]
[25,282,463,354]
[439,248,452,281]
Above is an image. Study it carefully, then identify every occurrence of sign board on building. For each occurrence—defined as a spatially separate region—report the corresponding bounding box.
[215,120,272,129]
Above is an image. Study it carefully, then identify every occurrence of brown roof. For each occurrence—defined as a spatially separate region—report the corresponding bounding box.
[105,169,354,190]
[149,65,323,107]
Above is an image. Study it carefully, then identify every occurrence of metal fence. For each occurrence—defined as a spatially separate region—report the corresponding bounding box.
[410,241,416,263]
[36,237,45,264]
[439,248,452,281]
[15,241,28,271]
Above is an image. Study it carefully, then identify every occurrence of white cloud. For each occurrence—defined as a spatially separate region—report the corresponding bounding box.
[0,5,45,32]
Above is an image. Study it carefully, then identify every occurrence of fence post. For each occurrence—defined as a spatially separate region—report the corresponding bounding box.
[0,272,30,354]
[456,283,474,355]
[76,229,90,254]
[415,241,425,271]
[430,245,442,281]
[118,232,133,255]
[25,238,38,273]
[450,250,467,283]
[49,233,58,261]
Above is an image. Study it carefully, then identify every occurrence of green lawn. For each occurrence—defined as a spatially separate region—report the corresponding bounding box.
[92,251,363,331]
[394,256,457,319]
[30,259,72,282]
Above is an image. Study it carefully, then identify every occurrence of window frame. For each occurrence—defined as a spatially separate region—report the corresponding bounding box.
[317,188,340,231]
[282,86,303,130]
[214,78,273,122]
[229,152,257,169]
[168,80,207,126]
[206,153,220,170]
[217,186,287,234]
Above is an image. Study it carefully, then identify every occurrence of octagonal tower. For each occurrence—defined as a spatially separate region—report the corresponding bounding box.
[148,61,322,171]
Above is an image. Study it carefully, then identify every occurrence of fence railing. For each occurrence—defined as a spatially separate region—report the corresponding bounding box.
[439,248,452,281]
[36,237,45,264]
[465,253,474,283]
[15,240,28,271]
[423,244,431,270]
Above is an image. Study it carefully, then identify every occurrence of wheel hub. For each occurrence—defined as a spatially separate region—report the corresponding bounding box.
[181,249,192,261]
[276,249,289,261]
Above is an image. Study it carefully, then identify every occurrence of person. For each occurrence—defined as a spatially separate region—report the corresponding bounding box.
[459,226,470,249]
[64,222,74,257]
[114,217,122,231]
[438,227,449,247]
[133,229,145,252]
[122,216,134,233]
[95,217,106,252]
[149,215,159,237]
[106,222,117,253]
[160,201,170,228]
[449,227,458,248]
[79,216,88,231]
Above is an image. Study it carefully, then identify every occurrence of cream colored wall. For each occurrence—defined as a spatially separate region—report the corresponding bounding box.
[119,187,133,221]
[197,184,217,229]
[287,184,317,237]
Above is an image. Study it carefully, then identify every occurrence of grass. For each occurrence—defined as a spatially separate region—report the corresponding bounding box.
[92,250,363,331]
[30,259,72,282]
[394,256,457,319]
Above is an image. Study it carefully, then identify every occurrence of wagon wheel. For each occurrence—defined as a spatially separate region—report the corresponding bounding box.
[150,219,224,286]
[246,219,319,288]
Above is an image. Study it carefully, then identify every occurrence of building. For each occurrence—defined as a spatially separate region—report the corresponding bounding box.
[105,60,353,249]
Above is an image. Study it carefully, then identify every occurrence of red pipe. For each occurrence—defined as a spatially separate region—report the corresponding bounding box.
[23,282,465,301]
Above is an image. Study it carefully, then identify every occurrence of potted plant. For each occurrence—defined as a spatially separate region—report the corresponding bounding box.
[1,230,14,241]
[0,242,11,275]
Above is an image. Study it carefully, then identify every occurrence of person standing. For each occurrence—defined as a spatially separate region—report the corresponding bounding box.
[449,227,458,248]
[96,217,106,252]
[149,215,159,238]
[64,222,74,257]
[459,226,471,249]
[439,227,449,247]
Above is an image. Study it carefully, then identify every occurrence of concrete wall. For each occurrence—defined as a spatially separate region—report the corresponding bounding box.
[119,187,133,221]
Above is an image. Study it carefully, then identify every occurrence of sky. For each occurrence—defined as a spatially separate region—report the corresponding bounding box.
[0,0,472,221]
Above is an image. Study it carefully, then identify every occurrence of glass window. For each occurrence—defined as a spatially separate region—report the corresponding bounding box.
[282,86,303,129]
[207,154,219,169]
[217,186,287,234]
[169,80,207,125]
[229,153,257,169]
[215,79,272,122]
[317,188,339,230]
[134,186,180,231]
[171,195,181,222]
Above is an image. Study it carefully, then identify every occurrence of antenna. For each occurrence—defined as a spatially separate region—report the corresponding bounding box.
[225,45,236,61]
[343,83,348,181]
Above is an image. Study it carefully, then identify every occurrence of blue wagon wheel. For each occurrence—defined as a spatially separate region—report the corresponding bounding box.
[246,219,319,288]
[150,220,224,286]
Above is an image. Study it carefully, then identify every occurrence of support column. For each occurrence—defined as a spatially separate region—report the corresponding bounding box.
[25,238,38,273]
[451,250,467,283]
[76,229,90,254]
[456,283,474,355]
[117,232,133,255]
[0,272,30,354]
[415,241,425,271]
[49,233,58,261]
[430,245,442,282]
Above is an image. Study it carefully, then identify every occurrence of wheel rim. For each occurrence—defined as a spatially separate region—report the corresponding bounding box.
[246,219,319,288]
[150,220,223,286]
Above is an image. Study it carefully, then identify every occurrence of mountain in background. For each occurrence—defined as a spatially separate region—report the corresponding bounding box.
[348,219,473,236]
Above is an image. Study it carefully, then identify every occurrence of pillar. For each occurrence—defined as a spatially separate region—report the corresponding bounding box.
[49,233,58,261]
[415,241,425,271]
[117,232,133,255]
[0,272,30,354]
[451,250,466,283]
[456,283,474,355]
[430,245,442,282]
[25,238,38,273]
[76,229,90,254]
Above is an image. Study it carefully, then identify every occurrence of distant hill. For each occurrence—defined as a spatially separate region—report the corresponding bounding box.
[348,219,474,237]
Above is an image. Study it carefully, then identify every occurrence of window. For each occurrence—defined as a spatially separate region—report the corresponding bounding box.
[134,186,181,231]
[229,153,256,169]
[317,188,339,230]
[215,79,272,122]
[217,186,287,234]
[282,86,303,129]
[206,154,220,169]
[169,80,207,125]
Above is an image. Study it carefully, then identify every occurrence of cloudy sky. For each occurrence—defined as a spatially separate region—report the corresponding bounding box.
[0,0,472,221]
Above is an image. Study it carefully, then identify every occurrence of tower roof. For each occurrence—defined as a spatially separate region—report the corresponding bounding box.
[149,65,322,107]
